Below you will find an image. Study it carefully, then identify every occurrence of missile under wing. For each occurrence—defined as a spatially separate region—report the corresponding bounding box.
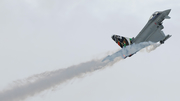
[111,9,172,58]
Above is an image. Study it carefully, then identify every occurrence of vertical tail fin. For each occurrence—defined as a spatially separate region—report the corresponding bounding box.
[112,35,133,48]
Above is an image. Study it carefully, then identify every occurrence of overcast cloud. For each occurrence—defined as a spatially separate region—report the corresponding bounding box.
[0,0,180,101]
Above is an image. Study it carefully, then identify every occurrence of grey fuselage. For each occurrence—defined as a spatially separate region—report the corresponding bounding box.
[132,9,171,44]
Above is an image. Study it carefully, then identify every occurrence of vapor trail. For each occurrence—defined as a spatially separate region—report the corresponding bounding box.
[145,43,161,52]
[0,42,160,101]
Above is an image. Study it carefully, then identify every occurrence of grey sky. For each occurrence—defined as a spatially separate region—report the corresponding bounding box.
[0,0,180,101]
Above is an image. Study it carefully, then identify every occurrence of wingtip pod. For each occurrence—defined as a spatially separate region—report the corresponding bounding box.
[160,34,172,44]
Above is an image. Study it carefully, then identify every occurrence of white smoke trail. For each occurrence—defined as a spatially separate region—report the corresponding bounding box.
[102,41,160,61]
[0,42,160,101]
[145,43,161,52]
[0,60,112,101]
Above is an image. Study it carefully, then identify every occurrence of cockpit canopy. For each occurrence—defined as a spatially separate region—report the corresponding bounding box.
[149,11,160,21]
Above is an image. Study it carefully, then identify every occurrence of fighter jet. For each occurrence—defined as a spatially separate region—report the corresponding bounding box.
[111,9,172,58]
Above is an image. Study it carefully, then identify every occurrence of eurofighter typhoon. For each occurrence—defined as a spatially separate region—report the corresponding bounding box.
[111,9,172,58]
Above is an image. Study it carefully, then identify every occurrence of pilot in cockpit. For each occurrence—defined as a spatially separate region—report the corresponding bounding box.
[149,11,160,21]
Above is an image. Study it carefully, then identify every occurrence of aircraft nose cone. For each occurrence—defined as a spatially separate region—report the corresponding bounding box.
[164,9,171,15]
